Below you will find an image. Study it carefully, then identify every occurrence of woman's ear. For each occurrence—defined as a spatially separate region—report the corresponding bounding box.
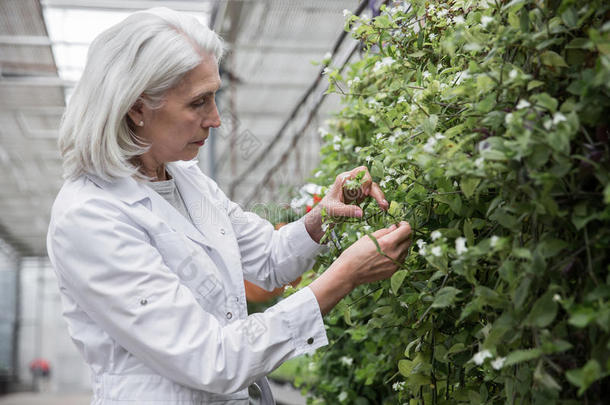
[127,98,145,127]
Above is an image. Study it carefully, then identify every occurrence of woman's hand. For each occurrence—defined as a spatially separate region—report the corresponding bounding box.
[304,166,389,243]
[309,221,412,315]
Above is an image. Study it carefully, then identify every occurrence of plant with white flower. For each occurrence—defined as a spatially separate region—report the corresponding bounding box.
[553,294,562,302]
[423,137,437,153]
[375,133,384,140]
[392,381,406,391]
[434,132,445,140]
[322,67,331,75]
[505,112,515,125]
[475,156,485,169]
[472,349,493,365]
[455,237,468,255]
[333,144,341,151]
[481,15,494,28]
[373,57,395,73]
[429,33,437,40]
[338,391,348,402]
[490,235,499,248]
[509,69,518,79]
[491,357,506,370]
[516,99,531,110]
[431,246,442,257]
[387,167,397,176]
[342,9,351,17]
[339,356,354,367]
[431,230,442,241]
[365,155,373,163]
[416,239,427,256]
[369,115,377,124]
[397,95,406,103]
[552,112,567,125]
[453,15,465,25]
[422,71,431,80]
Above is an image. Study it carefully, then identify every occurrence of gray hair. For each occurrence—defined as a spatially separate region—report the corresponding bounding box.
[59,7,224,181]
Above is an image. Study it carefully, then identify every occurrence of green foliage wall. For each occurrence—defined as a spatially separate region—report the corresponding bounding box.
[301,1,610,403]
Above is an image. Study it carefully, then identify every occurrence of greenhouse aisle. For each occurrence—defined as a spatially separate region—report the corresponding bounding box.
[0,381,305,405]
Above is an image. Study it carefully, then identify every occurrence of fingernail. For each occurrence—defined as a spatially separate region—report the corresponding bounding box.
[355,209,363,217]
[383,199,388,206]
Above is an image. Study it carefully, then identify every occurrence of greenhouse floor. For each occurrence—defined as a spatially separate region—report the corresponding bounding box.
[0,380,306,405]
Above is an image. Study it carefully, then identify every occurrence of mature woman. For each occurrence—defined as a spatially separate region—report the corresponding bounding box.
[46,7,412,405]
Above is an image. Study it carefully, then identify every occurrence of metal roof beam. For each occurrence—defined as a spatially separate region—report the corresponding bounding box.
[41,0,215,12]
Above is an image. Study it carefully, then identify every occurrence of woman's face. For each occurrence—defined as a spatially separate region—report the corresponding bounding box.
[133,54,222,168]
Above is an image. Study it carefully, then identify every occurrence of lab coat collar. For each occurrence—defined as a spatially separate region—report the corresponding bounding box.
[86,173,149,206]
[86,164,213,249]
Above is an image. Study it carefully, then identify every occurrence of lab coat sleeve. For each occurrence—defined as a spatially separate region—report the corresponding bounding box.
[199,171,327,291]
[48,198,328,394]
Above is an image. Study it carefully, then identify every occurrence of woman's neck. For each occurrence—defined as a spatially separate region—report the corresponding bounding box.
[137,154,168,181]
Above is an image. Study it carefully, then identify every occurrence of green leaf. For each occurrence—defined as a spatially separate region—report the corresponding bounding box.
[388,200,404,217]
[460,177,480,199]
[504,348,542,367]
[566,360,605,396]
[527,80,544,91]
[568,307,598,328]
[540,51,569,68]
[391,270,408,295]
[431,287,461,308]
[531,93,558,113]
[525,292,558,328]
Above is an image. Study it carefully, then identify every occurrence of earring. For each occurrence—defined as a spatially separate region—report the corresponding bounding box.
[138,121,144,127]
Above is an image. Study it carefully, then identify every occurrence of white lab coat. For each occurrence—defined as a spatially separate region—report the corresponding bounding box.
[46,160,328,404]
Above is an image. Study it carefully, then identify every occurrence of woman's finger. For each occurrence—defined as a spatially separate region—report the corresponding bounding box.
[369,182,389,210]
[382,221,412,245]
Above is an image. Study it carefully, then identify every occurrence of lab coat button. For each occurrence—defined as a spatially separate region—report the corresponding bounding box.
[226,312,233,319]
[307,337,314,345]
[220,228,226,235]
[140,299,148,306]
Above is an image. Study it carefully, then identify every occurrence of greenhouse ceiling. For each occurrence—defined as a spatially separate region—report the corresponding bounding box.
[0,0,362,256]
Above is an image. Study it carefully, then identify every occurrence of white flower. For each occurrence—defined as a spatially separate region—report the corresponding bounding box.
[365,155,373,163]
[491,356,506,370]
[434,132,445,140]
[333,135,341,143]
[422,71,431,80]
[419,246,427,256]
[318,127,329,137]
[437,9,448,18]
[338,391,348,402]
[543,119,552,130]
[375,133,384,140]
[397,95,406,103]
[333,144,341,151]
[455,237,468,255]
[308,361,317,371]
[516,99,531,110]
[373,57,395,73]
[388,168,397,175]
[314,170,323,178]
[481,15,494,28]
[340,356,354,367]
[472,349,493,365]
[431,230,442,241]
[354,146,361,153]
[369,115,377,124]
[343,9,351,17]
[475,156,485,168]
[505,113,515,125]
[453,15,465,25]
[553,293,562,302]
[553,112,567,125]
[323,51,332,61]
[322,67,331,75]
[490,235,499,247]
[431,246,442,257]
[509,69,518,79]
[416,239,426,249]
[429,33,437,40]
[392,381,406,391]
[423,137,437,153]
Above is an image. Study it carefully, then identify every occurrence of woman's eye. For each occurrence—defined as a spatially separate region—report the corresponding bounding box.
[192,99,206,107]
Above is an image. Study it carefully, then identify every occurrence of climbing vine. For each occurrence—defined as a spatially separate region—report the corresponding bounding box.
[294,1,610,404]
